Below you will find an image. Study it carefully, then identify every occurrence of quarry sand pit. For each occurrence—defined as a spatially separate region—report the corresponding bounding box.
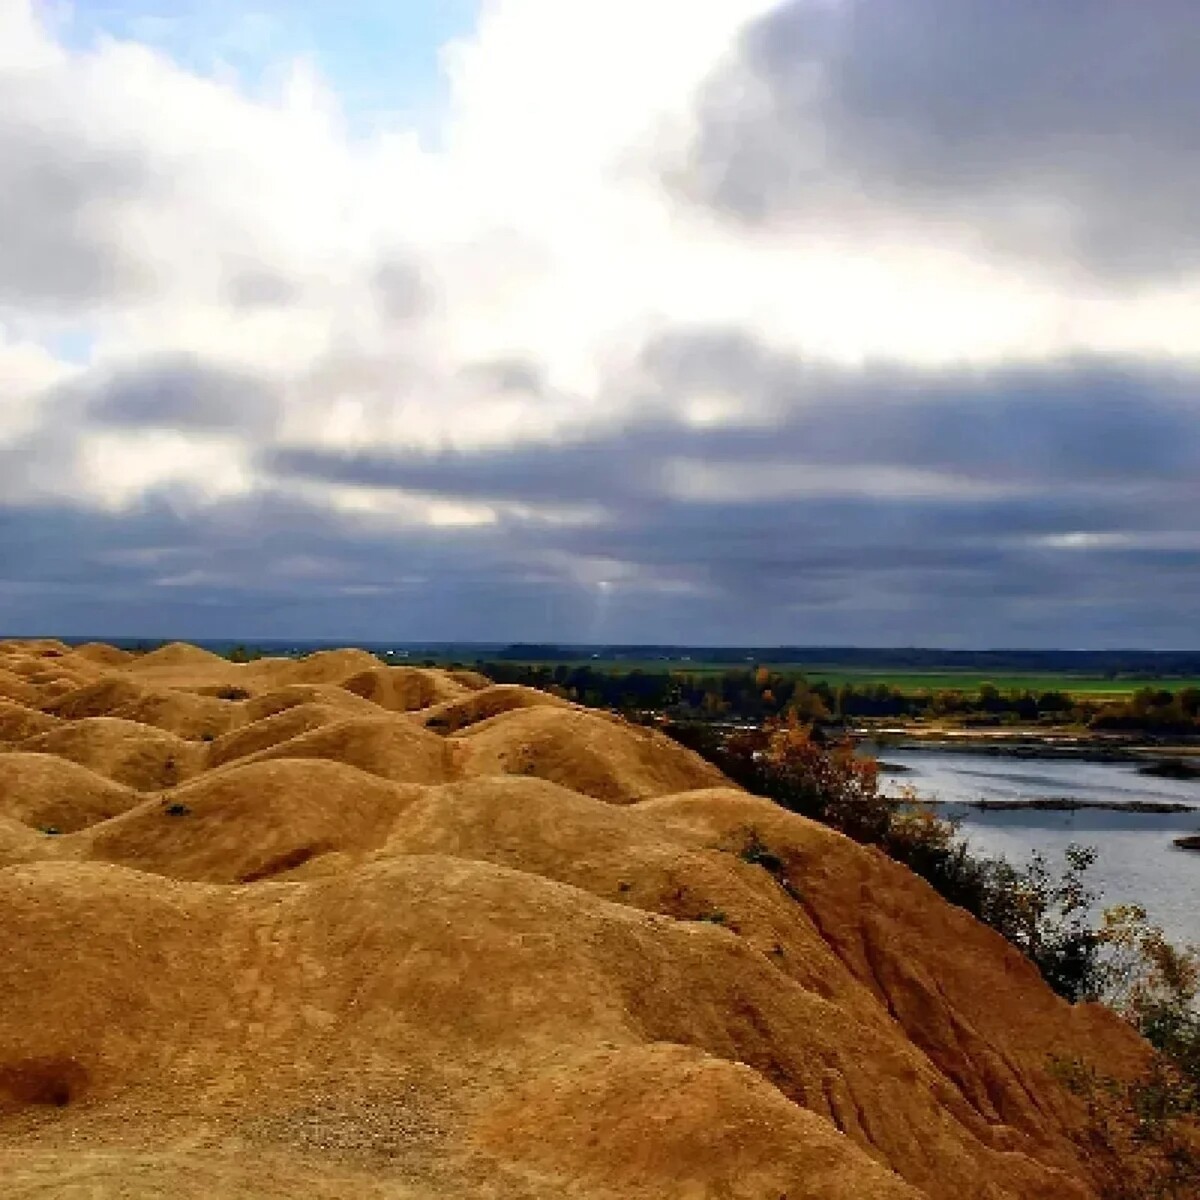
[0,640,1156,1198]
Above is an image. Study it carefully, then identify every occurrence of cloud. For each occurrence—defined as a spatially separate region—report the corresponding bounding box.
[680,0,1200,282]
[258,340,1200,646]
[1,0,1199,645]
[270,339,1200,498]
[85,354,280,434]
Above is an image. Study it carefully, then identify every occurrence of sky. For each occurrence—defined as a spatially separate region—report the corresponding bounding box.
[1,0,1198,648]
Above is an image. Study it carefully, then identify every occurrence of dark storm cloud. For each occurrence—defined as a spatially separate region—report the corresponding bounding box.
[683,0,1200,279]
[2,476,1197,647]
[85,355,280,434]
[268,341,1200,496]
[245,337,1200,646]
[4,331,1199,647]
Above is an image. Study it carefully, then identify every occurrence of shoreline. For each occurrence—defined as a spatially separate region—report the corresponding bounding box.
[911,797,1197,815]
[853,725,1200,765]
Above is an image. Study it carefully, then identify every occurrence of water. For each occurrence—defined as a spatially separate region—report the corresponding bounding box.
[880,750,1200,948]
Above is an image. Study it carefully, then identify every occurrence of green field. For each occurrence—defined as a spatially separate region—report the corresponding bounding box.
[438,655,1200,698]
[786,670,1200,697]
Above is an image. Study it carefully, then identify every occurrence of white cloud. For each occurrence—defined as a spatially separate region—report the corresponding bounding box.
[0,0,1198,645]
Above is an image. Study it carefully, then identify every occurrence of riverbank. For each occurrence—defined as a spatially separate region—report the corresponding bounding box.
[910,795,1197,814]
[877,747,1200,946]
[855,721,1200,764]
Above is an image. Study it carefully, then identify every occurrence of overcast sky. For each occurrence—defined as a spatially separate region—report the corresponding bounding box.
[1,0,1198,647]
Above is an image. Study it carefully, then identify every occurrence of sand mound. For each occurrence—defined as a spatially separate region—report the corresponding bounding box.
[0,638,72,659]
[0,753,138,832]
[70,642,137,666]
[45,677,239,739]
[112,690,240,741]
[0,852,1120,1199]
[43,677,149,720]
[340,665,469,712]
[419,684,570,732]
[476,1042,923,1199]
[229,715,454,785]
[0,814,61,869]
[205,704,369,768]
[0,700,61,743]
[244,648,383,687]
[84,760,423,883]
[239,684,384,723]
[18,718,202,791]
[0,638,1154,1198]
[455,706,727,802]
[444,668,491,691]
[0,667,36,706]
[127,642,230,670]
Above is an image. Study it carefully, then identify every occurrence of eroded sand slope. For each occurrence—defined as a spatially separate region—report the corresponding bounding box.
[0,640,1144,1198]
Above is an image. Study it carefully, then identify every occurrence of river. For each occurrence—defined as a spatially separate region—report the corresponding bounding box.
[879,750,1200,948]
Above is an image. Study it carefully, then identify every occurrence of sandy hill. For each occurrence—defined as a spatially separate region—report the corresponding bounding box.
[452,705,728,802]
[240,682,385,722]
[418,683,572,732]
[18,717,204,791]
[0,666,37,705]
[204,702,377,768]
[222,713,456,785]
[0,640,1150,1199]
[340,664,472,711]
[127,641,231,670]
[70,642,137,667]
[0,699,61,744]
[243,648,384,688]
[0,753,138,833]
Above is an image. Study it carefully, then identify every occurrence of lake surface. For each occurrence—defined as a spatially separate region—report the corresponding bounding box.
[880,750,1200,947]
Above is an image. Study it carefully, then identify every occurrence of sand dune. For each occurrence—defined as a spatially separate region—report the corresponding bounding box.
[0,667,37,705]
[0,752,138,832]
[43,676,150,720]
[340,665,471,712]
[83,759,424,883]
[0,699,61,743]
[204,703,353,768]
[71,642,137,666]
[244,648,383,687]
[126,641,231,670]
[19,717,203,790]
[454,705,728,801]
[240,682,384,722]
[418,683,571,732]
[0,640,1150,1199]
[226,714,455,785]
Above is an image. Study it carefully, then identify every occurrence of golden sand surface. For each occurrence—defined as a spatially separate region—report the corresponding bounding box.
[0,639,1145,1198]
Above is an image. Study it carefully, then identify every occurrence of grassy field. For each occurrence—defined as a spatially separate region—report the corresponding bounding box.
[439,655,1200,698]
[788,670,1200,697]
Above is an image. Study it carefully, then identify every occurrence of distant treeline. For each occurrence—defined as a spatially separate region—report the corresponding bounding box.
[490,644,1200,677]
[478,662,1200,734]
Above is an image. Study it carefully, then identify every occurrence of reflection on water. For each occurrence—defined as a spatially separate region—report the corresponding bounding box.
[882,750,1200,948]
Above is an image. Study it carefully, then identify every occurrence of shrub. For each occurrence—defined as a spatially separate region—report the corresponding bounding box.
[1052,907,1200,1199]
[733,827,802,901]
[670,713,1200,1195]
[667,717,1103,1003]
